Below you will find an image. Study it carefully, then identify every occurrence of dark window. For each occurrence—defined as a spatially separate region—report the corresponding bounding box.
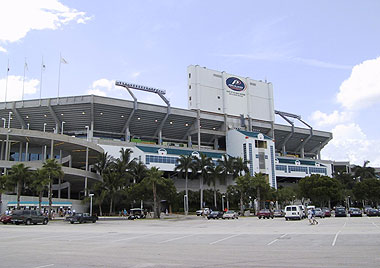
[189,73,191,78]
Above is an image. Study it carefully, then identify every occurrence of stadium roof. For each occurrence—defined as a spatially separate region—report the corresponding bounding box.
[0,95,332,157]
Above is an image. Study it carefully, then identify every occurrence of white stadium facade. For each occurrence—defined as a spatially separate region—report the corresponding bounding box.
[0,65,339,212]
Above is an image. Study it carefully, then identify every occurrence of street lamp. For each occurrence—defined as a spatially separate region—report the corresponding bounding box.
[61,121,65,135]
[222,195,225,211]
[8,112,12,129]
[89,193,94,216]
[27,123,30,130]
[85,125,89,141]
[1,118,6,128]
[43,123,47,132]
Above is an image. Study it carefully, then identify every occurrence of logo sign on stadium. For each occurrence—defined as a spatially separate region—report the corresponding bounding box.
[226,77,245,92]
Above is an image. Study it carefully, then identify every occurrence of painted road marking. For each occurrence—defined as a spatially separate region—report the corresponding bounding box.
[33,264,54,268]
[332,230,341,246]
[209,234,240,245]
[158,234,194,244]
[267,233,288,245]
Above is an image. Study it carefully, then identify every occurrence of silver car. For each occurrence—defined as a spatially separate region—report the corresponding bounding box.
[222,210,238,219]
[314,208,325,218]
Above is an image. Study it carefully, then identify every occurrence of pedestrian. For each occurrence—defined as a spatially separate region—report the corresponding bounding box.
[307,209,313,224]
[312,209,318,225]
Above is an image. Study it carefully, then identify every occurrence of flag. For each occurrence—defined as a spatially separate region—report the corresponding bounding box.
[24,61,28,71]
[60,57,68,64]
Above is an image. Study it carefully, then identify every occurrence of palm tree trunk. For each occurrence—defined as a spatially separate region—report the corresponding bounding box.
[256,187,260,212]
[214,185,217,209]
[153,181,158,218]
[240,192,244,215]
[17,180,21,209]
[200,176,204,209]
[99,203,103,216]
[39,191,43,212]
[109,197,113,215]
[185,172,189,215]
[48,178,52,220]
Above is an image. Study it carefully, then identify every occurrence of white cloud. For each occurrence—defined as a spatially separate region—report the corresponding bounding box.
[0,46,7,53]
[322,123,380,166]
[0,0,91,49]
[0,75,39,101]
[310,110,352,127]
[337,57,380,110]
[87,89,106,97]
[91,78,115,91]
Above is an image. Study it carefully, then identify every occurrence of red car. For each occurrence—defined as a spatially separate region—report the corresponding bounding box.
[257,209,274,219]
[322,208,331,217]
[0,214,12,224]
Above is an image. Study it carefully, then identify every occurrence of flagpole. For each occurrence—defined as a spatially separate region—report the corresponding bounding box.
[5,59,9,103]
[22,57,26,103]
[40,56,43,105]
[57,53,61,103]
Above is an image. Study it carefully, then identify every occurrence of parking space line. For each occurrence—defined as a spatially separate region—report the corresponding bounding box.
[267,239,278,246]
[209,234,239,245]
[372,222,380,229]
[33,264,54,268]
[332,230,341,246]
[158,234,194,244]
[113,233,154,242]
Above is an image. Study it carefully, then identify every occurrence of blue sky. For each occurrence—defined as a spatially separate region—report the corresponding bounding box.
[1,0,380,166]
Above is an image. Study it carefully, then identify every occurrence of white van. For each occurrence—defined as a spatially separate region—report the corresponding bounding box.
[285,205,303,220]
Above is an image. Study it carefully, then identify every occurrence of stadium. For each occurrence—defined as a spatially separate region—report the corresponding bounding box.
[0,65,335,212]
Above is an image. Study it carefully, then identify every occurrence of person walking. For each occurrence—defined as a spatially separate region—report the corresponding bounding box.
[307,209,313,224]
[312,208,318,225]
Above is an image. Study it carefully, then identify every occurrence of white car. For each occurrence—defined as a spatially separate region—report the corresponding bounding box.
[222,210,238,219]
[196,208,210,216]
[285,205,303,220]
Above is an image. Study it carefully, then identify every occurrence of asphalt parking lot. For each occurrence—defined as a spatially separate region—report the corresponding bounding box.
[1,216,380,268]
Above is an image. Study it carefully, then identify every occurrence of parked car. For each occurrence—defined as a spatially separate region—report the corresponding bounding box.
[257,209,274,219]
[273,209,284,217]
[196,208,210,216]
[11,210,48,225]
[0,214,12,224]
[349,208,362,217]
[364,206,372,214]
[222,210,238,219]
[207,211,223,219]
[314,208,325,218]
[367,208,380,217]
[66,213,98,224]
[285,205,303,220]
[335,207,347,217]
[322,208,331,217]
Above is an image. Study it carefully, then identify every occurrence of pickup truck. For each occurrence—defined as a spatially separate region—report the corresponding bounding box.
[66,213,98,224]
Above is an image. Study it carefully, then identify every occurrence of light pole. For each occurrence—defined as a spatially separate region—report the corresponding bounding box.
[43,123,47,132]
[27,123,30,130]
[89,193,94,216]
[61,121,65,135]
[222,195,225,211]
[85,125,89,141]
[8,111,12,128]
[1,118,5,128]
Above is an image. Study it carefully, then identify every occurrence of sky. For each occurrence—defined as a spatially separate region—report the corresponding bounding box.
[1,0,380,166]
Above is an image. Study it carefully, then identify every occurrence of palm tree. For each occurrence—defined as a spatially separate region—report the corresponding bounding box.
[206,163,224,209]
[91,181,108,216]
[102,170,122,215]
[130,161,147,184]
[94,152,113,175]
[233,157,249,177]
[353,160,376,182]
[30,169,50,212]
[191,153,212,209]
[218,155,235,181]
[252,173,270,212]
[42,159,64,220]
[143,167,164,218]
[5,163,32,209]
[174,154,193,215]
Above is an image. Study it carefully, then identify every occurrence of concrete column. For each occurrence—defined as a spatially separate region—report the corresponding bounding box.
[214,137,218,150]
[25,142,29,161]
[90,121,94,141]
[59,150,62,163]
[158,130,162,145]
[55,123,59,134]
[84,147,89,196]
[300,147,305,158]
[317,150,321,160]
[58,179,61,199]
[187,135,192,148]
[68,183,71,199]
[50,139,54,159]
[282,145,286,156]
[18,142,23,161]
[1,140,4,160]
[125,127,130,142]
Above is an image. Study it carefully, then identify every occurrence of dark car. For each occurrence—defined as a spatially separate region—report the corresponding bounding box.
[257,209,274,219]
[349,208,362,217]
[66,213,98,224]
[367,208,380,217]
[335,207,347,217]
[128,208,146,220]
[273,209,284,217]
[11,210,48,225]
[207,211,223,219]
[0,214,12,224]
[322,208,331,217]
